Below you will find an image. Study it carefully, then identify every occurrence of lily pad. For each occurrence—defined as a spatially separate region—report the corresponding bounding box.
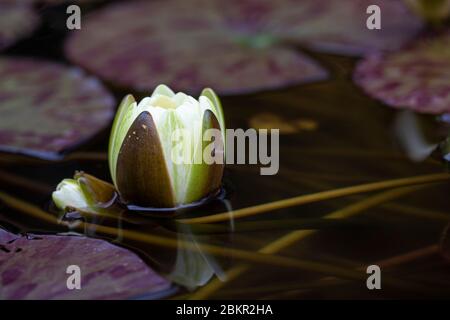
[354,31,450,114]
[222,0,423,55]
[0,228,172,299]
[65,0,328,94]
[65,0,421,94]
[3,0,100,4]
[0,57,115,159]
[0,4,39,51]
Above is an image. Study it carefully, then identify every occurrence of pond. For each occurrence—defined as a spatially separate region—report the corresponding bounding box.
[0,0,449,300]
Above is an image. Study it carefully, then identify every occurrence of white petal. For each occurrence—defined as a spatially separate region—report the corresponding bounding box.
[151,84,175,97]
[149,94,178,109]
[173,92,188,105]
[52,179,89,210]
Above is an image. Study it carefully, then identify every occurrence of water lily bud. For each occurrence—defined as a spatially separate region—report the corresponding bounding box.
[52,171,116,212]
[52,178,89,211]
[108,85,225,208]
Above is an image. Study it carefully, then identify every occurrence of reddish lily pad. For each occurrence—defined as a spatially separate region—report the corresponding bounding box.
[222,0,423,55]
[65,0,421,94]
[3,0,100,4]
[0,57,115,159]
[354,31,450,114]
[223,0,422,53]
[65,0,329,94]
[0,4,39,51]
[0,228,172,299]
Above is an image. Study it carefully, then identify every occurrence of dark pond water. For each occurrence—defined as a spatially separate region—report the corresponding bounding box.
[1,2,450,299]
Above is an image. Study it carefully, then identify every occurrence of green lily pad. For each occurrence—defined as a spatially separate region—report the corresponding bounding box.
[0,57,115,159]
[354,31,450,114]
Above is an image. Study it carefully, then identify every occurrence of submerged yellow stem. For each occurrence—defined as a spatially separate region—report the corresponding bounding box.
[189,185,431,299]
[180,173,450,224]
[0,190,366,280]
[214,244,440,298]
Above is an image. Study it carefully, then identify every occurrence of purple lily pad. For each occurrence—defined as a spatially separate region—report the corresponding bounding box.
[0,228,172,299]
[65,0,421,94]
[65,0,330,95]
[0,3,39,51]
[0,57,115,159]
[3,0,100,4]
[222,0,423,55]
[354,31,450,114]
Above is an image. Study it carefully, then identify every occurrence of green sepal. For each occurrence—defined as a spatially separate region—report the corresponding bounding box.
[108,94,136,186]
